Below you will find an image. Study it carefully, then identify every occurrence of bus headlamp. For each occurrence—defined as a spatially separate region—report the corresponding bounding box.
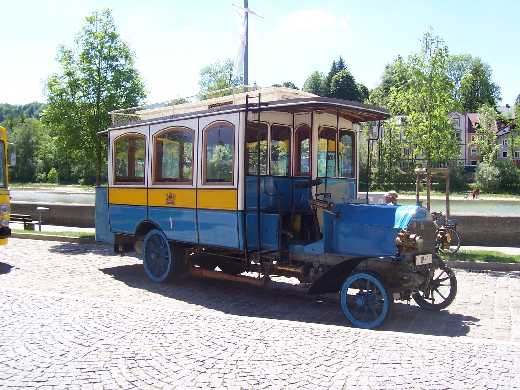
[396,229,423,253]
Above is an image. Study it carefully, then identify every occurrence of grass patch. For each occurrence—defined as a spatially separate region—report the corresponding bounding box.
[12,228,95,240]
[441,250,520,264]
[399,190,520,200]
[9,183,95,190]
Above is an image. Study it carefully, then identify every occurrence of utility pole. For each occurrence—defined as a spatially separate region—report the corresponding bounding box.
[244,0,249,86]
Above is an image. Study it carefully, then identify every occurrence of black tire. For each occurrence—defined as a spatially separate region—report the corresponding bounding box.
[413,264,457,311]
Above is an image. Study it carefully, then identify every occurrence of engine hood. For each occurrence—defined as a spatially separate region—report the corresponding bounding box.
[324,203,431,257]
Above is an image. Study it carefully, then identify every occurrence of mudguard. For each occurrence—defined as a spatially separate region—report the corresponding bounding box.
[307,257,366,294]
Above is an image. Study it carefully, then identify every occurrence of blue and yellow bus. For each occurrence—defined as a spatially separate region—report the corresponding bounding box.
[0,126,10,245]
[98,87,457,329]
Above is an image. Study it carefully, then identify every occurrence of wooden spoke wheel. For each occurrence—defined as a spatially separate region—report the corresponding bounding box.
[413,264,457,311]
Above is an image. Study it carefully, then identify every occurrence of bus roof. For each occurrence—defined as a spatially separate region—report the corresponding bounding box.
[103,87,390,133]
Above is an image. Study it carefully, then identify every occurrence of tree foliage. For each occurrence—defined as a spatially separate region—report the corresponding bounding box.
[302,71,324,95]
[272,81,298,89]
[199,59,242,99]
[474,104,499,164]
[385,32,459,166]
[458,57,501,111]
[42,9,146,185]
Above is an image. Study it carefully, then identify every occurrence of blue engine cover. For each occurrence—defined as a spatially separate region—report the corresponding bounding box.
[326,203,429,257]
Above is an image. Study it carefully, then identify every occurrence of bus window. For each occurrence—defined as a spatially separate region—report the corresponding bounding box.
[114,134,146,184]
[204,122,234,184]
[318,127,337,177]
[271,125,291,176]
[295,125,310,176]
[338,130,355,178]
[0,141,5,187]
[154,127,194,184]
[245,122,268,175]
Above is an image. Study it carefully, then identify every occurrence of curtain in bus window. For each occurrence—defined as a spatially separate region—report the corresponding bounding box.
[245,122,267,175]
[114,135,145,184]
[318,127,337,177]
[270,125,291,176]
[205,123,234,183]
[338,130,354,177]
[295,125,310,176]
[155,128,193,183]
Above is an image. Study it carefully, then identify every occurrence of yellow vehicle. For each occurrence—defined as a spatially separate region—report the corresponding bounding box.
[0,126,10,245]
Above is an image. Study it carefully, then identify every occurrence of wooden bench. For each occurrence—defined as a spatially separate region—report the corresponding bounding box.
[10,213,37,230]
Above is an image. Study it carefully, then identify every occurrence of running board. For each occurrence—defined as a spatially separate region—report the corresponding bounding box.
[189,267,266,287]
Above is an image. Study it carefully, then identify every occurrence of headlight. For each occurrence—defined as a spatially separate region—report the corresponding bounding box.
[396,229,423,253]
[0,204,10,227]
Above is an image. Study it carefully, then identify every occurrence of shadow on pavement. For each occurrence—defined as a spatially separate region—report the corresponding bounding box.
[101,263,478,338]
[48,241,115,257]
[0,262,13,275]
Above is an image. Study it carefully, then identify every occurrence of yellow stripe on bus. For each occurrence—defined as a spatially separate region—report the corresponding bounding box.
[108,188,147,206]
[198,189,237,210]
[148,188,196,208]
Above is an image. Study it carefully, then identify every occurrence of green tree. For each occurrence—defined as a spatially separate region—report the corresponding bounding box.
[42,9,146,185]
[330,68,363,101]
[321,57,346,96]
[199,59,242,99]
[9,119,45,182]
[303,71,324,95]
[386,32,459,166]
[357,83,369,102]
[474,104,499,164]
[368,56,409,109]
[459,58,501,111]
[272,81,298,89]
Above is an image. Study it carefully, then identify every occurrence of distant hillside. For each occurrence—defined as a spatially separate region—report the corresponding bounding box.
[0,102,46,123]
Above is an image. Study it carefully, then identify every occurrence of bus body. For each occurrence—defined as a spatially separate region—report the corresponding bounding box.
[97,87,457,329]
[0,126,10,245]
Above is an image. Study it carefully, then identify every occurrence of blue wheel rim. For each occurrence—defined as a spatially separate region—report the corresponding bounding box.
[340,273,390,329]
[143,230,172,282]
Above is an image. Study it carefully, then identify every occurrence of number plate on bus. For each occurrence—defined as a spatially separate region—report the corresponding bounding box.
[416,254,432,266]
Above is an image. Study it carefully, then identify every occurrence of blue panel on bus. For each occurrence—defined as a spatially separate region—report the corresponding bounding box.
[240,211,280,251]
[198,210,239,248]
[109,205,147,235]
[95,187,114,244]
[148,207,197,243]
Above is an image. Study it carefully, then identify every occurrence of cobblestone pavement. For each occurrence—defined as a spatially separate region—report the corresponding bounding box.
[0,238,519,389]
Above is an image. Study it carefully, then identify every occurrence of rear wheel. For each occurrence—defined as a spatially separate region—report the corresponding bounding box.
[143,229,186,282]
[339,272,392,329]
[413,264,457,311]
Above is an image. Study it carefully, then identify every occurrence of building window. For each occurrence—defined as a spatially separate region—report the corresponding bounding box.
[456,131,462,142]
[502,139,508,147]
[403,147,411,157]
[471,160,477,165]
[514,151,520,159]
[295,125,311,176]
[270,124,291,176]
[338,130,355,178]
[503,151,508,158]
[245,122,268,175]
[471,148,477,156]
[153,127,194,184]
[318,127,337,177]
[452,117,460,128]
[204,122,234,184]
[114,134,146,184]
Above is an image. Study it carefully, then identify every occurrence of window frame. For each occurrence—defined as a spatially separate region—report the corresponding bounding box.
[337,128,356,179]
[112,132,147,185]
[244,120,269,176]
[202,120,236,186]
[152,126,195,185]
[317,126,338,178]
[269,123,292,177]
[294,124,312,177]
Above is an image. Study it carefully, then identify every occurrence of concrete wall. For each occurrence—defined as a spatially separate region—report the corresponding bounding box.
[455,215,520,247]
[10,201,520,247]
[11,202,94,228]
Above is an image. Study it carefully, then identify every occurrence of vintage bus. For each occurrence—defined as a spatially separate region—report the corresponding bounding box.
[0,126,10,245]
[97,87,457,329]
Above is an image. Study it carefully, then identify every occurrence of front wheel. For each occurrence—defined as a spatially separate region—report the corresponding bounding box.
[339,272,392,329]
[413,264,457,311]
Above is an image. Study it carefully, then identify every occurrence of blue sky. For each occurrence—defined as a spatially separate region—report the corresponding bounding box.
[2,0,519,106]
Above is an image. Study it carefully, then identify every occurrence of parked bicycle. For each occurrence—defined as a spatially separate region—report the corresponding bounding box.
[431,211,461,254]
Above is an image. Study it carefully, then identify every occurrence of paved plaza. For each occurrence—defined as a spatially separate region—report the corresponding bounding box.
[0,238,519,389]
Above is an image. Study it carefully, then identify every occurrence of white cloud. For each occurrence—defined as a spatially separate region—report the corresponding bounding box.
[276,8,350,35]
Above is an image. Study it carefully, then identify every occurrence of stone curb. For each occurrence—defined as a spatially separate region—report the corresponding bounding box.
[446,260,520,272]
[11,232,99,245]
